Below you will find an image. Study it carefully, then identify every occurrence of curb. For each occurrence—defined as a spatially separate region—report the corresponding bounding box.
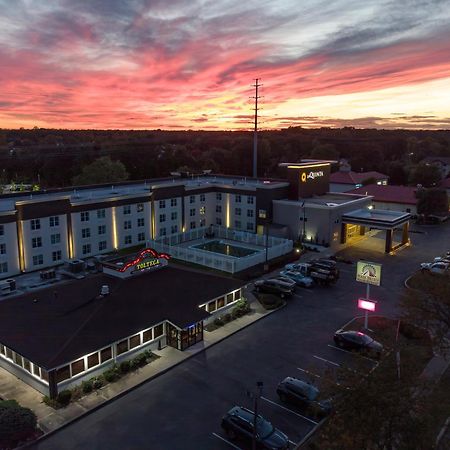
[21,300,283,448]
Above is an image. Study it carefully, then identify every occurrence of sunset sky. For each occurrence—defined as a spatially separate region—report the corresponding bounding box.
[1,0,450,130]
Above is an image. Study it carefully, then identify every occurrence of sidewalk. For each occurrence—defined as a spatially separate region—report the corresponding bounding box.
[0,291,274,436]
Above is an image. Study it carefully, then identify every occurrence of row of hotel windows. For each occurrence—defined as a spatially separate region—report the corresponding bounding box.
[0,344,49,383]
[54,323,165,384]
[200,290,241,313]
[214,218,254,231]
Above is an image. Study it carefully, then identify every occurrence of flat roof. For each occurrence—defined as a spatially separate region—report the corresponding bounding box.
[0,266,242,369]
[342,208,410,228]
[0,175,288,212]
[348,184,417,205]
[273,192,370,207]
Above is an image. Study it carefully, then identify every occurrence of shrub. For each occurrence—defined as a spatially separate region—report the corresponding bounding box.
[130,353,147,370]
[119,360,131,374]
[223,313,232,323]
[92,377,104,390]
[103,368,120,383]
[56,390,72,406]
[0,400,37,447]
[143,349,153,360]
[214,317,224,327]
[81,380,93,394]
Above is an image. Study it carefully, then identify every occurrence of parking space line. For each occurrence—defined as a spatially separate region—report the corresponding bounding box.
[260,396,318,425]
[211,432,243,450]
[313,355,340,367]
[327,344,376,362]
[289,440,298,447]
[297,367,321,378]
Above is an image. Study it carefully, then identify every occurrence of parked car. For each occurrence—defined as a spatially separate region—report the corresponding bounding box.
[279,270,314,288]
[276,377,332,417]
[309,258,337,268]
[333,330,383,358]
[273,276,297,291]
[420,261,449,275]
[221,406,289,450]
[254,279,294,298]
[285,262,338,285]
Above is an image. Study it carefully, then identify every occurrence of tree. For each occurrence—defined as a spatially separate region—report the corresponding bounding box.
[310,142,339,161]
[72,156,129,186]
[409,164,442,187]
[416,188,448,216]
[0,400,38,447]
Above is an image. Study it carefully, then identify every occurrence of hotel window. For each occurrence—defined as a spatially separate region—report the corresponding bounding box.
[171,211,177,221]
[32,364,40,377]
[216,218,222,226]
[52,250,62,262]
[0,344,4,355]
[49,216,59,227]
[98,224,106,235]
[82,244,91,255]
[247,209,254,218]
[80,211,90,222]
[56,365,71,383]
[129,334,141,349]
[246,222,254,231]
[0,243,5,254]
[234,220,241,229]
[190,208,195,217]
[200,194,206,202]
[171,225,178,234]
[200,218,206,227]
[87,352,99,369]
[234,290,240,301]
[159,200,166,209]
[208,300,216,312]
[235,208,241,216]
[117,339,129,355]
[143,328,153,343]
[40,369,49,382]
[217,297,225,309]
[170,198,177,207]
[190,221,196,230]
[137,203,144,213]
[137,217,145,227]
[226,293,234,304]
[98,241,107,251]
[124,220,132,230]
[258,209,267,219]
[100,347,112,363]
[71,358,85,376]
[0,225,3,235]
[216,205,222,213]
[6,348,13,360]
[123,205,131,215]
[247,196,254,205]
[23,358,31,373]
[51,233,61,245]
[33,254,44,266]
[124,235,132,245]
[137,232,145,242]
[216,193,222,201]
[160,227,167,236]
[235,194,241,203]
[199,206,206,215]
[30,219,40,230]
[154,323,164,338]
[14,352,23,367]
[82,228,91,238]
[97,209,106,219]
[159,214,166,223]
[0,262,8,273]
[190,195,195,204]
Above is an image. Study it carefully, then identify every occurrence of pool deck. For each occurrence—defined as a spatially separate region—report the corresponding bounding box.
[177,235,266,253]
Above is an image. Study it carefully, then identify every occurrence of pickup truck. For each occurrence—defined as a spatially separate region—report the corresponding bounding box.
[285,262,338,285]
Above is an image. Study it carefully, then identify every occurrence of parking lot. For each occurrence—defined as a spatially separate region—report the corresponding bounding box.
[33,221,449,450]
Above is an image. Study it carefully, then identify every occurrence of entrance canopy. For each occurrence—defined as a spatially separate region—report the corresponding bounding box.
[341,208,410,253]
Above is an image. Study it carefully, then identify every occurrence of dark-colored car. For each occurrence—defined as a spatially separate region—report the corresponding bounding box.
[333,330,383,358]
[221,406,289,450]
[254,279,294,298]
[276,377,332,418]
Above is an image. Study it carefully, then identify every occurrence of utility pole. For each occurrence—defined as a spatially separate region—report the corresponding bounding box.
[252,79,261,178]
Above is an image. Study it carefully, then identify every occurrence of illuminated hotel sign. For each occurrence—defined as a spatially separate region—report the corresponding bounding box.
[301,170,324,183]
[356,260,382,286]
[103,248,171,279]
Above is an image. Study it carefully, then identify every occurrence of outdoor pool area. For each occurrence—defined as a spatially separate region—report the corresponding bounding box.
[192,240,259,257]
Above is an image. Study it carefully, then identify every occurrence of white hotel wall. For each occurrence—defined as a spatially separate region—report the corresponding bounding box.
[21,214,69,271]
[0,222,20,277]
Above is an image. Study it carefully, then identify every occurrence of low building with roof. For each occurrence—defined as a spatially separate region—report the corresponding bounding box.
[329,170,389,193]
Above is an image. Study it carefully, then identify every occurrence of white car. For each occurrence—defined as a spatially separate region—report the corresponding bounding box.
[420,262,449,275]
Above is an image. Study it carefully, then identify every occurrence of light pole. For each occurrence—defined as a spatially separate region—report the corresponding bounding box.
[252,381,264,450]
[264,221,269,272]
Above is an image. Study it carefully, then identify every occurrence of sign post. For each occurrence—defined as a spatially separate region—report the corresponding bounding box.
[356,261,382,330]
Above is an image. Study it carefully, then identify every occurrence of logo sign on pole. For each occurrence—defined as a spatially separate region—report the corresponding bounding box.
[356,261,382,286]
[358,298,377,312]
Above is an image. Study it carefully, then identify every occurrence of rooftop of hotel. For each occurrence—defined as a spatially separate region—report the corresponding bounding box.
[274,192,370,207]
[0,174,289,212]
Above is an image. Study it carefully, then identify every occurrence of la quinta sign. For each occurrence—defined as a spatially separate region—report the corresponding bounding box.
[301,170,324,183]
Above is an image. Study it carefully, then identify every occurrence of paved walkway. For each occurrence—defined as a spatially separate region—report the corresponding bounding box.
[0,290,273,435]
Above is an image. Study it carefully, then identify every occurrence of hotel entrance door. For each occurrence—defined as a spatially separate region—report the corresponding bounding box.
[166,322,204,351]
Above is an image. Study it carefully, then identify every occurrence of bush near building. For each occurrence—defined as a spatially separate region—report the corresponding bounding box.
[0,400,38,448]
[206,299,251,331]
[255,293,284,310]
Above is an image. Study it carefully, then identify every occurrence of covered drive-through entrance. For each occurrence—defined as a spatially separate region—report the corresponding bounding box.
[341,209,410,254]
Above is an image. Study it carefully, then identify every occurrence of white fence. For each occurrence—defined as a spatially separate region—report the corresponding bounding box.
[147,225,293,274]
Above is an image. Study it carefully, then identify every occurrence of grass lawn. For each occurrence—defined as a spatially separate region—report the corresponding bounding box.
[407,270,449,291]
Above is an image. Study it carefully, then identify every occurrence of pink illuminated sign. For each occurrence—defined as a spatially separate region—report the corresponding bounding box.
[358,298,376,312]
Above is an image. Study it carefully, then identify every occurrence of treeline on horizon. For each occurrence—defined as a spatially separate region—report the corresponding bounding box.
[0,127,449,188]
